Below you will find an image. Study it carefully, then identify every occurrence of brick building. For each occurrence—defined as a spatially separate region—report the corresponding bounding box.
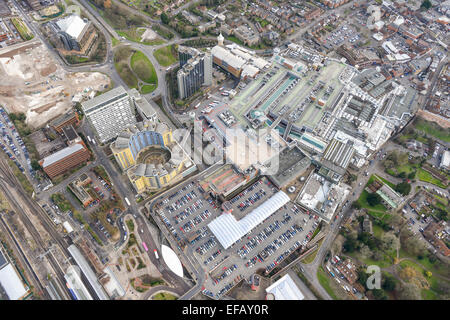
[39,141,90,179]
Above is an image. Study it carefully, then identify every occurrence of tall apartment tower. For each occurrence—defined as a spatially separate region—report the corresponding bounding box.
[177,46,212,100]
[81,86,136,143]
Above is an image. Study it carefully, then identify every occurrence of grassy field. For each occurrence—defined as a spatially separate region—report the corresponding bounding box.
[416,168,447,188]
[317,266,340,300]
[140,84,157,94]
[153,45,178,67]
[117,28,165,45]
[130,50,158,92]
[152,292,177,300]
[11,18,34,41]
[357,190,387,213]
[415,119,450,143]
[114,46,138,89]
[51,193,74,212]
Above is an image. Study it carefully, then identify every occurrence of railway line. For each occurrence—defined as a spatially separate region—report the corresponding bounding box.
[0,213,49,299]
[0,156,71,300]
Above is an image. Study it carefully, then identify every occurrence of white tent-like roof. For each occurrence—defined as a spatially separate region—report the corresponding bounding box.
[266,274,305,300]
[161,245,184,278]
[208,191,290,249]
[0,264,28,300]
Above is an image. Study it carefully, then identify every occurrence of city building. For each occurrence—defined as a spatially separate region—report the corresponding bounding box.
[177,46,212,99]
[82,86,136,143]
[423,221,450,257]
[265,274,305,300]
[67,244,109,300]
[128,88,157,122]
[318,138,355,183]
[39,141,90,179]
[111,120,196,194]
[68,174,94,207]
[268,145,311,188]
[233,25,260,47]
[211,37,270,79]
[52,14,97,54]
[50,110,80,133]
[25,0,42,10]
[440,150,450,170]
[296,173,349,222]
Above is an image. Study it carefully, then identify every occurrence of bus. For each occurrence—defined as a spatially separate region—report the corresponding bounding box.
[329,271,335,278]
[124,197,130,206]
[142,242,148,252]
[194,102,200,109]
[154,249,159,259]
[87,135,91,142]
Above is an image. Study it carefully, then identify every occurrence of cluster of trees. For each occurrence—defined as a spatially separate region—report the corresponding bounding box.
[91,0,145,29]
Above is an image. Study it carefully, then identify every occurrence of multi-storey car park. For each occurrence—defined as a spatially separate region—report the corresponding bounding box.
[150,175,320,299]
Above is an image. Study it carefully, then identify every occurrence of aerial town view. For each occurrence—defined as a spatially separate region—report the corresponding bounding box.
[0,0,449,308]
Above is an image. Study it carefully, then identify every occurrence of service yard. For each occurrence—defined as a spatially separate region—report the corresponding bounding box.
[152,176,319,299]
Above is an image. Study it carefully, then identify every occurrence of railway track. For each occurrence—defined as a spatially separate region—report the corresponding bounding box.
[0,156,70,300]
[0,213,49,299]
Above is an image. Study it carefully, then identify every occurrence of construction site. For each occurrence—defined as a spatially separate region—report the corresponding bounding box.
[0,40,110,128]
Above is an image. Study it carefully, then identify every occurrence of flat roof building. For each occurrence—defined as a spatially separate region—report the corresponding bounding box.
[82,86,136,144]
[39,141,90,179]
[268,145,311,188]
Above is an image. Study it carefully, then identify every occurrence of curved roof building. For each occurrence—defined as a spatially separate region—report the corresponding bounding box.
[111,120,195,193]
[208,191,290,249]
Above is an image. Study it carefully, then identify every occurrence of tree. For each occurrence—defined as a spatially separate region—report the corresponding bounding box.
[425,271,432,278]
[359,245,372,259]
[395,182,411,196]
[31,160,41,171]
[397,282,421,300]
[343,237,358,252]
[421,0,432,10]
[371,289,388,300]
[103,0,111,8]
[357,268,369,288]
[381,231,400,252]
[382,274,396,291]
[367,193,381,207]
[160,12,169,25]
[352,201,362,209]
[399,266,417,282]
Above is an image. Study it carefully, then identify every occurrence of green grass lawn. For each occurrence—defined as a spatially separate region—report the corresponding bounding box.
[153,45,178,67]
[114,46,138,89]
[11,18,34,41]
[140,84,156,94]
[357,190,388,213]
[415,119,450,143]
[130,50,158,85]
[111,37,120,46]
[317,266,339,300]
[117,28,165,45]
[416,169,447,188]
[152,292,177,300]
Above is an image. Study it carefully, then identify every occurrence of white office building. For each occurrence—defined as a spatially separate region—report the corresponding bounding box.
[82,86,136,143]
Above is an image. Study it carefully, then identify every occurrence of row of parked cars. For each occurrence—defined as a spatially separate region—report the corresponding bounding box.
[236,189,267,212]
[203,249,221,266]
[174,199,203,223]
[257,224,303,264]
[196,238,217,255]
[0,107,33,176]
[237,219,283,259]
[213,264,238,285]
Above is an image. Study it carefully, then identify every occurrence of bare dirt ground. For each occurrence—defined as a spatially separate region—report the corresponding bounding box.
[0,41,110,128]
